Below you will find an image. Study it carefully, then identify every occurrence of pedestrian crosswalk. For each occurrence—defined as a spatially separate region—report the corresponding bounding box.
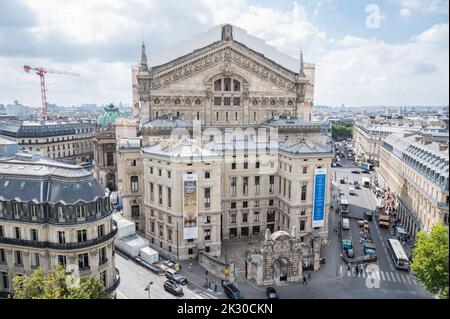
[340,265,419,286]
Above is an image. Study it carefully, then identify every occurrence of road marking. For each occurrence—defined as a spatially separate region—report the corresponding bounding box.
[405,275,412,284]
[395,273,401,282]
[380,271,385,280]
[411,277,418,285]
[385,272,392,281]
[400,274,408,284]
[116,290,129,299]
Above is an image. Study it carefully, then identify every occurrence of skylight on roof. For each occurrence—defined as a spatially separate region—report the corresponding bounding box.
[3,180,9,187]
[19,181,26,188]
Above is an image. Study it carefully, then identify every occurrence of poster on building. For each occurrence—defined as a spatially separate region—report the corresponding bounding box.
[312,168,327,228]
[183,174,198,239]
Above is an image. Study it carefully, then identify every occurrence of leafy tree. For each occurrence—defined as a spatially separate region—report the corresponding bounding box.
[411,222,449,299]
[331,123,353,141]
[11,265,111,299]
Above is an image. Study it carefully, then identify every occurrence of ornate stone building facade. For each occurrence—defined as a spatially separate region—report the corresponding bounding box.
[119,24,332,268]
[0,151,119,297]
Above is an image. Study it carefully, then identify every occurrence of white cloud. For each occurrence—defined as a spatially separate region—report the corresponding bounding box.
[400,8,411,17]
[316,23,449,106]
[0,0,448,108]
[395,0,449,14]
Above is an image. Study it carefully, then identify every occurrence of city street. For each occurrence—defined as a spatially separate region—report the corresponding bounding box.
[115,253,217,299]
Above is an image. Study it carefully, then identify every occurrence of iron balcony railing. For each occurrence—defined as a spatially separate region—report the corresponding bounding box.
[0,226,117,250]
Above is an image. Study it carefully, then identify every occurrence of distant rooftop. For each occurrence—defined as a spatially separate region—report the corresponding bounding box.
[142,116,193,129]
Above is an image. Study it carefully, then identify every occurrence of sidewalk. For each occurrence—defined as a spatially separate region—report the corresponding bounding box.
[179,259,225,296]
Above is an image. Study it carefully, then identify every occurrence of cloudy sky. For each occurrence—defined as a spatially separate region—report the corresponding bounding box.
[0,0,448,107]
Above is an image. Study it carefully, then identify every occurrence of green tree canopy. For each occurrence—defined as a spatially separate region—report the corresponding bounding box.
[11,265,111,299]
[411,222,449,299]
[331,123,353,141]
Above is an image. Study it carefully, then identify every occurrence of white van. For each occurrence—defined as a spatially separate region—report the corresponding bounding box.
[348,187,356,195]
[342,218,350,230]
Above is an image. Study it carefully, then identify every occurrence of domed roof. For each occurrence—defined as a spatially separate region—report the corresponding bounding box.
[97,104,124,128]
[270,230,292,242]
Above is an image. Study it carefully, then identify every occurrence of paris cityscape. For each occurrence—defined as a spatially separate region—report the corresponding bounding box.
[0,0,448,307]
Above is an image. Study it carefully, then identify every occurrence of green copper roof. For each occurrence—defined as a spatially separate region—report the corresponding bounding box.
[97,104,124,128]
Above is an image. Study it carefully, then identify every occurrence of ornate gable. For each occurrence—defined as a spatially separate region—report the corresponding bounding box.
[149,41,302,93]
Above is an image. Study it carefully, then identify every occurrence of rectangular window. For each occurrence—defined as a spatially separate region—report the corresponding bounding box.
[131,159,136,166]
[288,181,291,199]
[254,212,260,221]
[31,253,40,267]
[106,152,114,166]
[255,161,260,169]
[301,184,307,201]
[233,97,240,106]
[254,200,260,207]
[58,231,66,244]
[13,203,21,216]
[231,202,236,209]
[231,214,237,223]
[204,229,211,241]
[300,220,306,231]
[242,213,248,223]
[243,177,248,195]
[76,205,86,219]
[97,225,105,238]
[224,97,231,106]
[204,188,211,208]
[150,221,155,233]
[30,204,38,219]
[78,253,89,270]
[15,251,22,266]
[1,271,9,290]
[231,177,237,196]
[269,175,274,193]
[131,176,139,192]
[31,229,38,242]
[269,199,274,206]
[243,201,248,208]
[14,227,20,239]
[214,97,221,106]
[205,216,211,224]
[158,169,162,177]
[167,188,172,208]
[205,171,210,179]
[303,166,308,174]
[101,271,107,287]
[255,176,260,195]
[0,249,6,264]
[150,183,154,201]
[99,247,107,265]
[224,78,231,91]
[231,163,236,170]
[158,185,163,205]
[167,171,171,179]
[243,161,248,169]
[77,229,87,243]
[0,225,3,238]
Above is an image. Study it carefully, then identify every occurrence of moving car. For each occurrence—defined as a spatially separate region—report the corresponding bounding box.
[345,248,355,258]
[342,218,350,230]
[340,178,346,184]
[163,280,184,296]
[266,287,279,299]
[222,280,243,299]
[361,170,370,174]
[348,187,356,195]
[351,170,361,174]
[165,268,187,285]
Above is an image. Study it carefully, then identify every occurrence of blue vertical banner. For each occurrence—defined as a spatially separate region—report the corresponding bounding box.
[312,168,327,228]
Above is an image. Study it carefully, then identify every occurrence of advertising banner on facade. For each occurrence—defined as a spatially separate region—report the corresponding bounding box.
[312,168,327,228]
[183,174,198,239]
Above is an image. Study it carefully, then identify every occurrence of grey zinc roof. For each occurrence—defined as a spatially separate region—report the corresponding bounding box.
[0,156,106,204]
[149,24,302,73]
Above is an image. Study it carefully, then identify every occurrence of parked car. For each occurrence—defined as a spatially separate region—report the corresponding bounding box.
[335,162,342,167]
[163,280,184,296]
[348,187,356,195]
[340,178,346,184]
[351,170,361,174]
[345,248,355,258]
[266,287,279,299]
[165,268,187,285]
[355,183,361,190]
[222,280,243,299]
[361,170,370,174]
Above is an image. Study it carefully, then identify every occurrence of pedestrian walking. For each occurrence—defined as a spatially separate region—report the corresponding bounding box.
[188,263,193,272]
[214,283,218,292]
[347,264,351,272]
[303,277,307,285]
[308,273,311,281]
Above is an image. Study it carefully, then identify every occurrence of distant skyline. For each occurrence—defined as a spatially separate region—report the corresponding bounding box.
[0,0,448,107]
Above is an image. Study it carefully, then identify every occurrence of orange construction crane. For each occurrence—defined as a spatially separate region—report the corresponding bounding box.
[23,65,79,118]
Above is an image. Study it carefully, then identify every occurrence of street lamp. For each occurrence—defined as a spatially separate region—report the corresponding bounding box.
[144,281,153,299]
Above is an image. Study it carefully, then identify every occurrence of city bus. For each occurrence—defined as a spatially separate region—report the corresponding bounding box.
[340,196,349,214]
[387,238,410,270]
